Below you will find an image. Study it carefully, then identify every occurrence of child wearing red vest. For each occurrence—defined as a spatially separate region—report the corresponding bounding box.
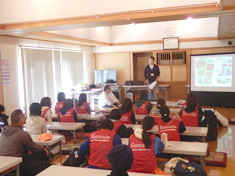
[120,98,136,124]
[158,106,186,141]
[40,97,52,122]
[78,119,122,169]
[59,99,78,122]
[129,116,165,174]
[55,92,65,114]
[181,92,202,114]
[75,93,91,114]
[135,90,152,115]
[110,109,134,138]
[180,98,202,127]
[150,98,166,124]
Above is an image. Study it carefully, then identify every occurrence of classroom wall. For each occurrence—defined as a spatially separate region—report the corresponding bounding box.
[0,36,94,117]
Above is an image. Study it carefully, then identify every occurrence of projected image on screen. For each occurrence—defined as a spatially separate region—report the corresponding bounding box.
[195,57,232,87]
[191,53,235,92]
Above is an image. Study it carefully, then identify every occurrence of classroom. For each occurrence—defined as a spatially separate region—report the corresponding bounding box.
[0,0,235,176]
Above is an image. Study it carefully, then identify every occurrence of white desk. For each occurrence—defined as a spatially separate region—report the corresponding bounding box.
[121,139,208,166]
[125,124,208,142]
[123,85,170,100]
[46,122,86,143]
[37,165,162,176]
[77,113,103,121]
[0,156,22,176]
[31,135,64,161]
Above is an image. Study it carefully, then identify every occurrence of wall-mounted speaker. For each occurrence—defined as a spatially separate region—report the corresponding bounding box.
[228,41,233,45]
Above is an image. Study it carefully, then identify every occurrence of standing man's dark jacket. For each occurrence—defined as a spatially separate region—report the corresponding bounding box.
[144,65,160,83]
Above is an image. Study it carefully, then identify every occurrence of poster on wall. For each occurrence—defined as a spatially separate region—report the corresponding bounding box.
[1,60,11,85]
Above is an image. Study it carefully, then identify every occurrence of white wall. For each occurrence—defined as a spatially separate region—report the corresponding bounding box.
[0,36,94,116]
[1,0,219,23]
[49,26,112,43]
[93,39,235,53]
[111,18,219,43]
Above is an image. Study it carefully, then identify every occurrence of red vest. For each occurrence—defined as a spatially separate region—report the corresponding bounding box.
[59,108,75,122]
[135,101,150,115]
[181,109,199,127]
[41,107,51,121]
[129,134,156,174]
[89,129,116,169]
[75,102,89,114]
[158,118,180,141]
[113,121,123,133]
[55,101,64,114]
[120,110,133,124]
[150,111,162,125]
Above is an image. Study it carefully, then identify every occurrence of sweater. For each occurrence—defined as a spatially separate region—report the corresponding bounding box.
[26,115,47,135]
[0,126,44,157]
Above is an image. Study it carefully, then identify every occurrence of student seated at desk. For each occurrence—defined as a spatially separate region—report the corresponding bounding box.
[99,85,122,108]
[120,98,136,124]
[26,103,47,135]
[41,97,52,122]
[135,90,152,115]
[150,98,166,124]
[59,99,78,122]
[75,93,91,114]
[78,119,121,169]
[0,109,49,176]
[110,109,134,138]
[180,98,202,127]
[128,116,165,174]
[158,106,186,141]
[0,105,8,133]
[55,92,66,114]
[107,144,133,176]
[182,92,202,114]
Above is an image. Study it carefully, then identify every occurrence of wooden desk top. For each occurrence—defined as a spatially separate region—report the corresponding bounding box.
[0,156,22,172]
[125,124,208,137]
[121,138,208,156]
[37,165,161,176]
[46,122,85,131]
[77,113,103,120]
[31,135,64,146]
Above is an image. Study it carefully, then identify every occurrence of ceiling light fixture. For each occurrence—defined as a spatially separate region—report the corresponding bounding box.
[151,10,154,13]
[96,16,99,18]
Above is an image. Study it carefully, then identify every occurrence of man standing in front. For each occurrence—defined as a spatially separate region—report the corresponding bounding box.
[144,56,160,100]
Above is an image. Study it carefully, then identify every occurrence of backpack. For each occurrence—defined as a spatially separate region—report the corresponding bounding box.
[171,160,207,176]
[63,148,85,167]
[201,110,218,141]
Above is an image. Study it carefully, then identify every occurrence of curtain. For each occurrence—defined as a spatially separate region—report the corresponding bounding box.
[21,48,83,114]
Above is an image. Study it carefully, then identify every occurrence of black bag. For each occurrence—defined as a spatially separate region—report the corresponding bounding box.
[172,160,207,176]
[201,110,218,141]
[63,148,85,167]
[133,81,143,85]
[125,80,133,85]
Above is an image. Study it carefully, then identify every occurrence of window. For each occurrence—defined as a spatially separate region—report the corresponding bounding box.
[21,48,83,114]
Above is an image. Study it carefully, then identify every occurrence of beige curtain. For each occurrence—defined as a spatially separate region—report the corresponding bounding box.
[21,48,83,114]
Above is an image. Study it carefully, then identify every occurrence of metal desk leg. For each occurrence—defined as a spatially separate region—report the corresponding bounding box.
[16,165,20,176]
[200,156,205,167]
[72,130,76,143]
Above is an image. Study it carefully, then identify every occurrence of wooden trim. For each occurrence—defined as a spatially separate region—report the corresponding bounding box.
[112,37,218,46]
[1,34,94,47]
[30,32,111,46]
[3,3,219,30]
[0,24,4,30]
